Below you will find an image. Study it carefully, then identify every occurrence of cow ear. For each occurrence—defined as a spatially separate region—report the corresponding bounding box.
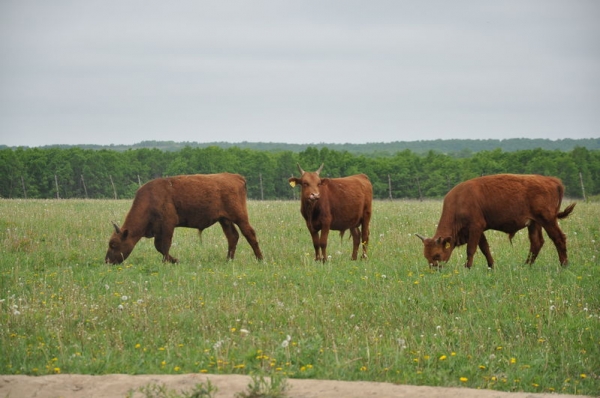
[120,229,129,240]
[442,237,452,250]
[288,177,300,188]
[320,178,330,185]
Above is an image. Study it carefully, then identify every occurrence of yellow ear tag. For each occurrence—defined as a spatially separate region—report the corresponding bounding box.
[289,180,296,187]
[445,242,451,249]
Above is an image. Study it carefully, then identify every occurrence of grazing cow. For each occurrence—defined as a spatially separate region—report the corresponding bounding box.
[416,174,575,269]
[105,173,263,264]
[289,163,373,261]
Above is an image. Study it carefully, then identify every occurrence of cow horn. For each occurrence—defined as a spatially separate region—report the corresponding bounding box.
[297,163,305,175]
[111,221,121,234]
[316,163,324,175]
[415,233,426,242]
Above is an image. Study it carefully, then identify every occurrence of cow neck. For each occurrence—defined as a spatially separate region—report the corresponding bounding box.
[434,212,459,243]
[121,205,149,240]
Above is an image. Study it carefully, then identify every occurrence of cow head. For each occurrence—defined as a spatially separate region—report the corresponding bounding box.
[416,234,454,267]
[105,222,134,264]
[288,163,327,202]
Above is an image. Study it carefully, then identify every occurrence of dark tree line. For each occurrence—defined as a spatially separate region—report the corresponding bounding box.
[0,146,598,200]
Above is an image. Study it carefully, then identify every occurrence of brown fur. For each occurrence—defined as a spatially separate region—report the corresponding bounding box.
[105,173,263,264]
[289,164,373,261]
[417,174,575,268]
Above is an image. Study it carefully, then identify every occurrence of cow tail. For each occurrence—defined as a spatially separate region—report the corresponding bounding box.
[558,203,576,219]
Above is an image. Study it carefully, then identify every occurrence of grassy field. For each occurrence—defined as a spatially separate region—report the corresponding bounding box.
[1,199,598,395]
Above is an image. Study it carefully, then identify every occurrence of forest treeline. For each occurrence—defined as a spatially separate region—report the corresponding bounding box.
[4,137,599,155]
[0,145,598,200]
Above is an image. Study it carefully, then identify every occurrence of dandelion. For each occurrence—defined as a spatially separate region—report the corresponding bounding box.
[121,295,128,301]
[53,367,61,374]
[580,374,587,379]
[439,355,447,361]
[460,377,468,382]
[360,366,367,371]
[174,366,181,372]
[117,304,124,310]
[510,357,517,364]
[240,328,250,336]
[135,343,141,349]
[479,365,486,370]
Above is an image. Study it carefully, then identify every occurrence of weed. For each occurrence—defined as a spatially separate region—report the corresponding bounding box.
[128,380,217,398]
[235,374,288,398]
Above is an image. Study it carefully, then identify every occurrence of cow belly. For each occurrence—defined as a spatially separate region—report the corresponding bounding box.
[331,218,361,231]
[488,219,530,234]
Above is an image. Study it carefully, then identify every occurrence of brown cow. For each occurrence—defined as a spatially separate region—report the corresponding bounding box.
[289,163,373,261]
[105,173,263,264]
[416,174,575,269]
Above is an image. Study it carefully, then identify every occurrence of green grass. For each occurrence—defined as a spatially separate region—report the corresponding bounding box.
[1,199,598,395]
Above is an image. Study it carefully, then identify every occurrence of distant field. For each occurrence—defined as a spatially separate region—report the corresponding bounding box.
[1,199,598,395]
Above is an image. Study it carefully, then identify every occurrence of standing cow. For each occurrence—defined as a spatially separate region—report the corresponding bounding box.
[105,173,263,264]
[416,174,575,269]
[289,163,373,261]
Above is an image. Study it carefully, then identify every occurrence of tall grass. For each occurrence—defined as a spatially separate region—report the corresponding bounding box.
[1,199,598,395]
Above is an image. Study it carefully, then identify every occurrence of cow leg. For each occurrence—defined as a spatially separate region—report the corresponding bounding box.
[350,227,361,260]
[154,228,177,263]
[540,220,568,266]
[361,212,371,259]
[319,227,331,262]
[219,219,240,260]
[465,228,483,268]
[309,230,322,261]
[235,219,263,260]
[478,233,494,268]
[525,222,544,265]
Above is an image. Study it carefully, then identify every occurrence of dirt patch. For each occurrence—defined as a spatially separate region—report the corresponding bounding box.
[0,374,592,398]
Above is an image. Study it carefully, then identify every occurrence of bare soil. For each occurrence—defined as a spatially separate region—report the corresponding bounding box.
[0,374,593,398]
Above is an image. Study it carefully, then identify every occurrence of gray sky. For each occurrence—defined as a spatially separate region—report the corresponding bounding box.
[1,1,599,147]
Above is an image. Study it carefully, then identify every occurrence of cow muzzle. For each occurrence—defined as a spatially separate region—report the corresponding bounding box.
[308,192,320,201]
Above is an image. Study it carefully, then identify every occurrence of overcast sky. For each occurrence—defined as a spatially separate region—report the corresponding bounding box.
[1,1,599,147]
